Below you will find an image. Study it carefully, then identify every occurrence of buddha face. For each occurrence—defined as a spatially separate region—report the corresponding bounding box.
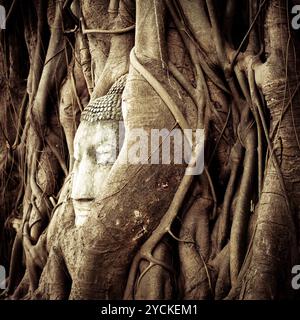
[71,120,121,227]
[71,74,127,227]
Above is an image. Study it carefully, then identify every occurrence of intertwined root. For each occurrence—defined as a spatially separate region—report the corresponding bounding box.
[124,171,195,299]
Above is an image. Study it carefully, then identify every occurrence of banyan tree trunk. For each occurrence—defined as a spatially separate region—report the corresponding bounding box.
[68,0,197,299]
[236,0,300,299]
[2,0,300,301]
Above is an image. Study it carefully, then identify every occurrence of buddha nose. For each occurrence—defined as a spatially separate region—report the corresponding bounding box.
[71,155,96,201]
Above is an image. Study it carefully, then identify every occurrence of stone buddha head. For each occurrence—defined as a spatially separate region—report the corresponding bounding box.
[71,74,126,227]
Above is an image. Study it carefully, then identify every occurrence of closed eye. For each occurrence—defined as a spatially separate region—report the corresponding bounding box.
[95,144,116,165]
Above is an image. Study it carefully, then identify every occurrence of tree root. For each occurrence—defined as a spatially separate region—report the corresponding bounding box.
[230,120,257,285]
[134,239,175,300]
[179,196,212,299]
[123,162,196,299]
[214,141,243,253]
[215,246,231,300]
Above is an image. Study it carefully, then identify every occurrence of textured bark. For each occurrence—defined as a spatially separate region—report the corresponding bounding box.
[237,0,300,299]
[1,0,300,301]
